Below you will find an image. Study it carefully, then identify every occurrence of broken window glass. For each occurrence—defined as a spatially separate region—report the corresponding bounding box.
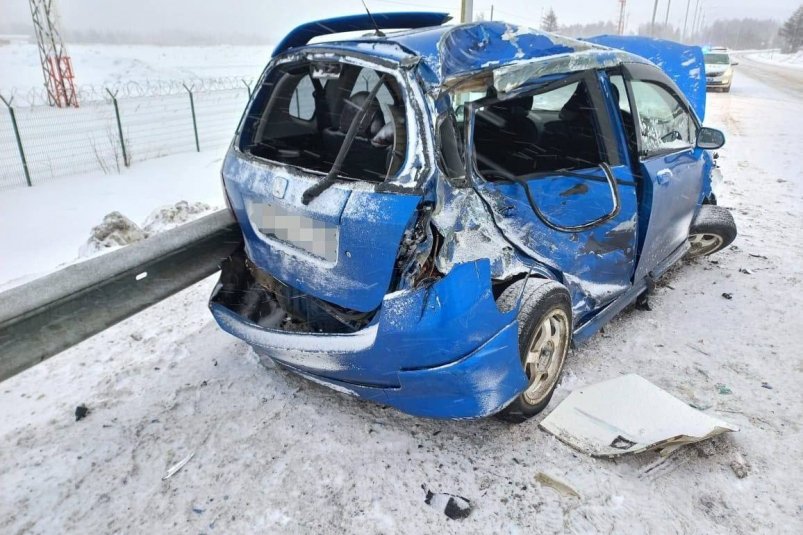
[240,61,408,182]
[630,81,695,154]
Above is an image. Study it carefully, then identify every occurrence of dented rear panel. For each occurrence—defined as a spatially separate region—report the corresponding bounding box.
[222,153,421,313]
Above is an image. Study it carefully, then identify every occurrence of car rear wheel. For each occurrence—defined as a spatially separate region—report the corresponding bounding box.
[495,278,572,423]
[687,205,737,258]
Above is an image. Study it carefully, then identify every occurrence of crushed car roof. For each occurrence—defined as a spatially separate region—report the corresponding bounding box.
[275,15,705,118]
[284,19,649,85]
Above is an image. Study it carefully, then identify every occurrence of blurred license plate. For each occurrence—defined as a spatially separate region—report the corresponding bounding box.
[248,202,338,262]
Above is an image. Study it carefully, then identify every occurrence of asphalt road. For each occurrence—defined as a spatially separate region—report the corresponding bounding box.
[733,53,803,99]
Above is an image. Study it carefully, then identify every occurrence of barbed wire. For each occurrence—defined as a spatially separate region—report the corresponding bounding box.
[2,76,259,107]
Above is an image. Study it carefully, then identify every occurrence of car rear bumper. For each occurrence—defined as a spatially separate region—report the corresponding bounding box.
[209,247,528,419]
[706,75,731,87]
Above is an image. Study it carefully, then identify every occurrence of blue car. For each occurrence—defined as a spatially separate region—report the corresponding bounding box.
[210,13,736,422]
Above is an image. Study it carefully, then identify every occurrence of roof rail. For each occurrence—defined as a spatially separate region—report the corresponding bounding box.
[273,12,451,57]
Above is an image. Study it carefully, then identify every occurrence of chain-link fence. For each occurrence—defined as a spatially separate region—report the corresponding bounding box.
[0,70,387,191]
[0,80,254,190]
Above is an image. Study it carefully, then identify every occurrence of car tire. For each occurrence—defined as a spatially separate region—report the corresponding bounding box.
[687,205,737,258]
[495,278,572,423]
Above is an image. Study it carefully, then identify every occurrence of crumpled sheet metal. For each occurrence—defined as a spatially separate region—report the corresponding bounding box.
[492,50,635,93]
[435,22,593,82]
[540,374,738,457]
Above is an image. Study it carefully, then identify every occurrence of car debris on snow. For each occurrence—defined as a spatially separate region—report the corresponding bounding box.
[162,451,195,480]
[715,383,732,395]
[729,453,750,479]
[74,404,89,421]
[539,374,738,457]
[721,292,734,299]
[423,485,472,520]
[535,472,582,498]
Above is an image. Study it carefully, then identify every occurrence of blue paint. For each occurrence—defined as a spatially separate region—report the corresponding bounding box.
[221,154,421,313]
[210,258,527,418]
[584,35,706,121]
[435,22,576,80]
[476,164,639,322]
[212,14,732,420]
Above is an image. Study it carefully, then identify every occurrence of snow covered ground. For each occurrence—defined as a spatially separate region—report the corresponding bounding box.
[744,50,803,71]
[0,40,272,96]
[1,63,802,534]
[0,149,225,289]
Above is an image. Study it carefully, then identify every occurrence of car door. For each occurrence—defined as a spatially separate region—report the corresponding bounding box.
[468,71,639,323]
[620,63,703,281]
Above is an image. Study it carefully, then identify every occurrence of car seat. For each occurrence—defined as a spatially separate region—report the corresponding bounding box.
[322,91,390,180]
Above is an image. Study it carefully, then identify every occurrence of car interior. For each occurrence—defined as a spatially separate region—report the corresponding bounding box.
[472,80,606,181]
[241,62,407,182]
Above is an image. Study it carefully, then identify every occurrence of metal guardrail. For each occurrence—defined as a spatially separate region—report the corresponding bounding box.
[0,209,242,382]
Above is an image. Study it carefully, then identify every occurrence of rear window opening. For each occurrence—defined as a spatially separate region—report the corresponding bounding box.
[239,60,408,183]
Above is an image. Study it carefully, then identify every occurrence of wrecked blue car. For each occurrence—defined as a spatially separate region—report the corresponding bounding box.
[210,13,737,422]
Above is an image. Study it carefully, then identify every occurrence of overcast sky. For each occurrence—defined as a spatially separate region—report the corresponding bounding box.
[1,0,797,42]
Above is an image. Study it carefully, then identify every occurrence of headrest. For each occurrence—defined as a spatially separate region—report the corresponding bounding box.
[559,83,590,121]
[487,94,533,119]
[610,83,621,105]
[339,92,385,137]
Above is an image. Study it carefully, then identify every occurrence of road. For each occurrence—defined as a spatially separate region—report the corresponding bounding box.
[1,67,802,534]
[734,53,803,99]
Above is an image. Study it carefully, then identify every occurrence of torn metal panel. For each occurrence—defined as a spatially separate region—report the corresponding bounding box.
[492,50,636,93]
[474,166,639,323]
[431,178,538,281]
[540,374,739,457]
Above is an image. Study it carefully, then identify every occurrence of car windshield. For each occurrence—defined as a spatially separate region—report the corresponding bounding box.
[705,53,730,65]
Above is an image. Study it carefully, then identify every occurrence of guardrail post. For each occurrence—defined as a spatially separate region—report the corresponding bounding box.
[105,88,130,167]
[242,79,252,98]
[182,83,200,152]
[0,94,32,187]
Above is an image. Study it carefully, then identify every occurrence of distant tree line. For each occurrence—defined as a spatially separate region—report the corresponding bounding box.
[779,5,803,52]
[698,19,780,50]
[554,17,779,50]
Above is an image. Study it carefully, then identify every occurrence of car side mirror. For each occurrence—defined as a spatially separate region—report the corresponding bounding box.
[697,127,725,150]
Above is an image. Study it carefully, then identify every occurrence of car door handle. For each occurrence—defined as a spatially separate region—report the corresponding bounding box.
[656,169,673,185]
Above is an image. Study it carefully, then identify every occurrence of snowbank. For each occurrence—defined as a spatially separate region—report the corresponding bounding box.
[744,50,803,71]
[0,151,224,289]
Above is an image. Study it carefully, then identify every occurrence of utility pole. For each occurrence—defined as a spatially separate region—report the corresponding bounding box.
[460,0,473,23]
[695,0,705,37]
[28,0,79,107]
[682,0,691,41]
[490,4,494,21]
[617,0,627,35]
[690,0,700,40]
[650,0,660,37]
[664,0,672,26]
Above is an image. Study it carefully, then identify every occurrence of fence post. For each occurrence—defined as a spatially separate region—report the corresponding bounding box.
[0,95,33,187]
[182,83,200,152]
[242,79,252,98]
[105,88,130,167]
